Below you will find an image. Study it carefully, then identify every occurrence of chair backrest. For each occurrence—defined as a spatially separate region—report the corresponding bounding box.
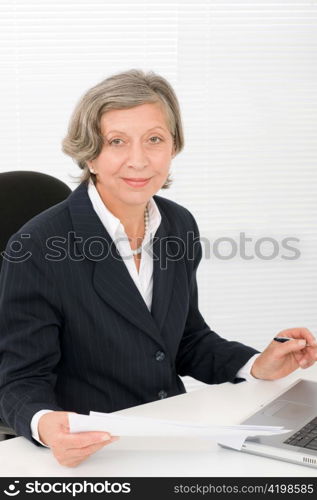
[0,171,71,271]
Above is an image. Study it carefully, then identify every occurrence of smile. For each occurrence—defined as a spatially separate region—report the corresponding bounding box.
[122,178,151,188]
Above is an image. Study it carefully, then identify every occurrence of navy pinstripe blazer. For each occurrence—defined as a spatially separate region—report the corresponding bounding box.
[0,181,258,443]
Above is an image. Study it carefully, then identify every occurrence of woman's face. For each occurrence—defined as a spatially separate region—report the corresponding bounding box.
[89,102,175,207]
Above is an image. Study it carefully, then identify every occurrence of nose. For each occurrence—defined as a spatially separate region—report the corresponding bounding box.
[126,141,149,169]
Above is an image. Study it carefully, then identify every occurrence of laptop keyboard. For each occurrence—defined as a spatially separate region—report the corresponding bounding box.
[284,416,317,450]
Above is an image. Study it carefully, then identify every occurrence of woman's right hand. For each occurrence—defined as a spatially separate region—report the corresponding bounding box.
[38,411,119,467]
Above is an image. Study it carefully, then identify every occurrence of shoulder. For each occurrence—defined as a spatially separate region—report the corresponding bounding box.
[2,198,72,276]
[153,194,199,233]
[2,196,76,280]
[12,198,72,239]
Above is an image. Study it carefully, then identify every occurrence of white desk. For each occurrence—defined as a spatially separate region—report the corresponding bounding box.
[1,366,317,477]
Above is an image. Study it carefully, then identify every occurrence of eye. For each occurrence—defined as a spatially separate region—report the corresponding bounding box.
[149,136,163,144]
[109,138,124,146]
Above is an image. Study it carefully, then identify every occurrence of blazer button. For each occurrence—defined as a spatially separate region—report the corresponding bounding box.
[158,390,167,399]
[155,350,165,362]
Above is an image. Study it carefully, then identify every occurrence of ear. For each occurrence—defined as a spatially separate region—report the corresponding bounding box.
[87,160,96,174]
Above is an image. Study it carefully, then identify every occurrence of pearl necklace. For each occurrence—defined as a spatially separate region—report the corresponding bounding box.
[131,206,149,255]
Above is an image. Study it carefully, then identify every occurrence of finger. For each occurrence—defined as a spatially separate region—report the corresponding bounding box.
[54,436,119,466]
[273,338,308,358]
[304,347,317,362]
[299,359,315,369]
[53,443,105,467]
[57,457,84,468]
[56,431,113,451]
[297,349,317,367]
[67,435,119,455]
[64,440,111,460]
[293,349,305,365]
[67,460,82,468]
[62,412,77,432]
[277,328,317,346]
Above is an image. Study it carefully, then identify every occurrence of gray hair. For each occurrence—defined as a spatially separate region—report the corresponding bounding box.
[62,69,184,188]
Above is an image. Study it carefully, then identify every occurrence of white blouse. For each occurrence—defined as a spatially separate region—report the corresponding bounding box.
[87,179,162,311]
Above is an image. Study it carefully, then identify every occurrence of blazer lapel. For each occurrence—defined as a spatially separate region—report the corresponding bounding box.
[150,207,176,333]
[68,182,175,347]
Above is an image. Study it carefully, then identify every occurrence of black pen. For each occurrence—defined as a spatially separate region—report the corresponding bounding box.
[273,336,315,347]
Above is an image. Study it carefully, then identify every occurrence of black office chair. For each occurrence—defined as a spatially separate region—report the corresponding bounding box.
[0,171,71,272]
[0,171,72,439]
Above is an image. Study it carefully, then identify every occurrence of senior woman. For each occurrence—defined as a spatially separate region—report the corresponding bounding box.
[0,69,316,468]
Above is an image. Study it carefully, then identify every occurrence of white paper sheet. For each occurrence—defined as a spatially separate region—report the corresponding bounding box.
[68,412,291,451]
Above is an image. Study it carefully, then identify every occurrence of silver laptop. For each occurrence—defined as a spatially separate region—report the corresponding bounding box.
[222,379,317,469]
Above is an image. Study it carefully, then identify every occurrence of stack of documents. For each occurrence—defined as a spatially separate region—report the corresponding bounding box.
[69,411,291,451]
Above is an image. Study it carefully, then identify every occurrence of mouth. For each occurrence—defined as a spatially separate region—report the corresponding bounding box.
[122,177,151,188]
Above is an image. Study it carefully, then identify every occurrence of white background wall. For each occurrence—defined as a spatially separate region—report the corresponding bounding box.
[1,1,317,390]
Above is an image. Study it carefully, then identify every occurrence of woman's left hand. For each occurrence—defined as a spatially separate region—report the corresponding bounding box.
[250,327,317,380]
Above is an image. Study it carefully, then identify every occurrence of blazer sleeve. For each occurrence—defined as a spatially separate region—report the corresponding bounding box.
[175,213,259,384]
[0,230,64,442]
